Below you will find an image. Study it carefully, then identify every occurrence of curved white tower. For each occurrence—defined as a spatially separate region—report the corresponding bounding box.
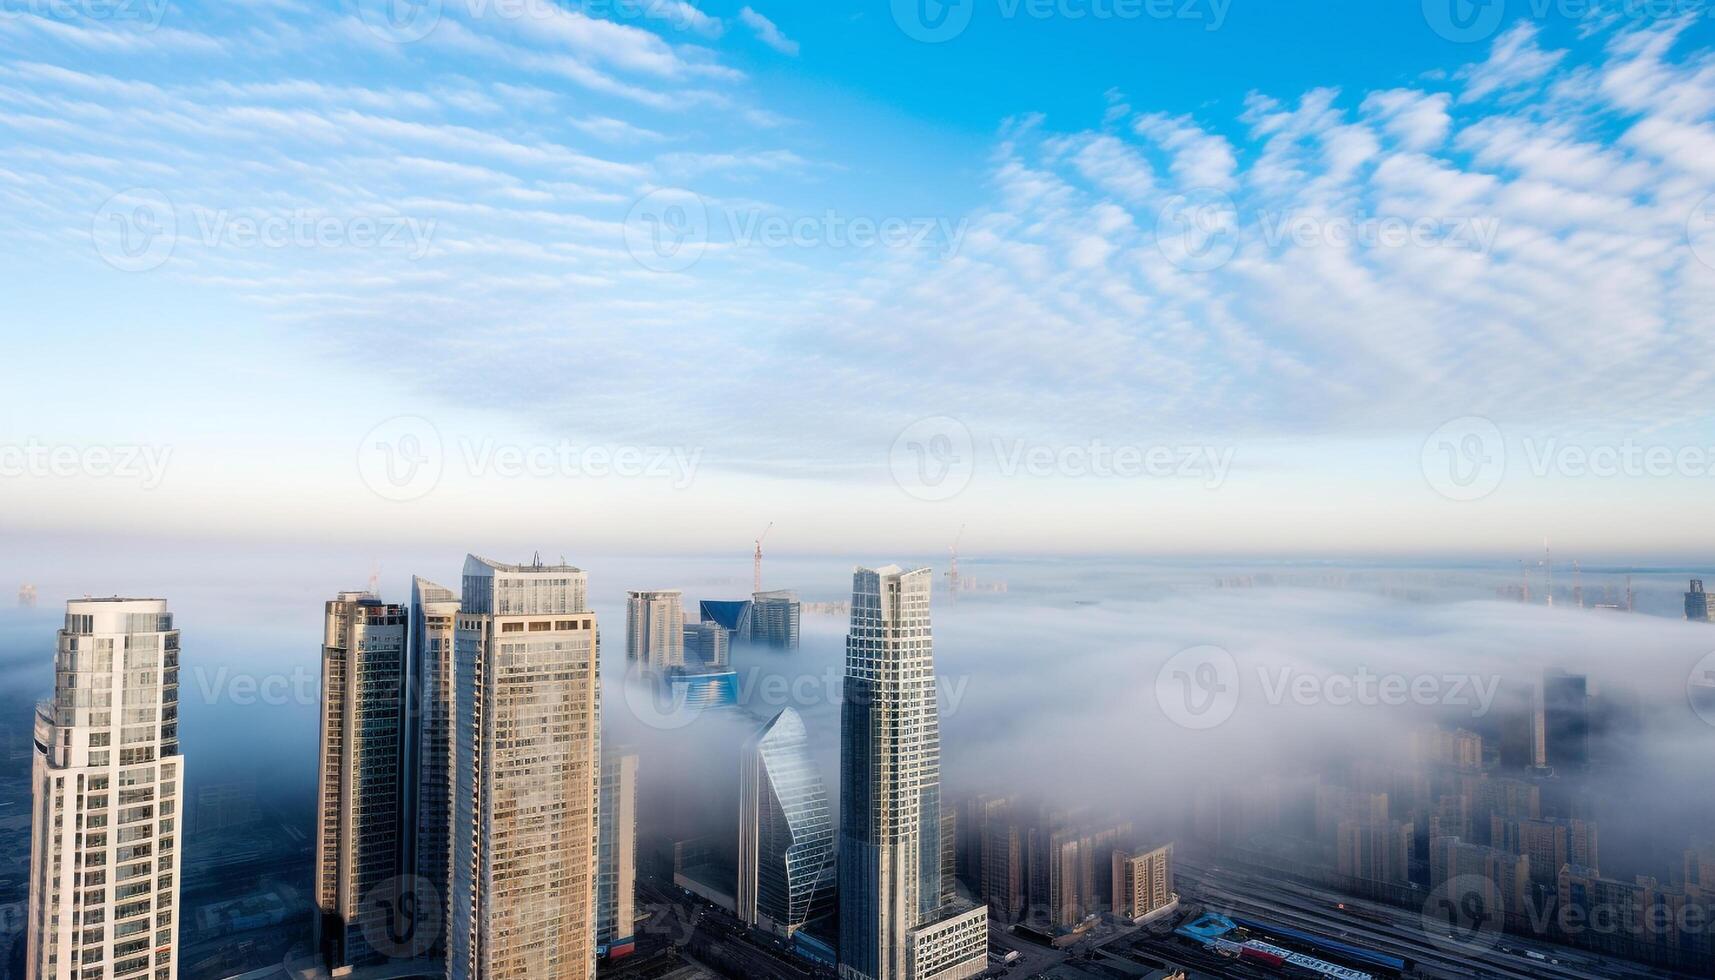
[27,598,184,980]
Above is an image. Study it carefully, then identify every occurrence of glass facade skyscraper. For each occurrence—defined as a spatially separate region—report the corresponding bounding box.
[837,566,986,980]
[752,590,801,650]
[597,751,638,959]
[409,575,459,961]
[739,707,834,938]
[626,589,684,669]
[315,592,408,971]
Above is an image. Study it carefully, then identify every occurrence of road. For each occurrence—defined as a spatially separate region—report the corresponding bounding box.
[1173,858,1691,980]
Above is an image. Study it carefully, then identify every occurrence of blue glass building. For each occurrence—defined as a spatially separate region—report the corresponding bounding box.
[738,708,835,937]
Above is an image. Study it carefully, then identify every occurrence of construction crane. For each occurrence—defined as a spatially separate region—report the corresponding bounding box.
[1543,539,1554,607]
[753,523,772,594]
[946,525,966,596]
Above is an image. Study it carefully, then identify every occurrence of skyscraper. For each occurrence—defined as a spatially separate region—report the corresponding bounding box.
[1543,668,1589,771]
[699,599,753,648]
[410,575,459,961]
[626,589,684,669]
[1111,844,1176,923]
[1687,579,1710,621]
[27,599,184,980]
[752,590,801,650]
[739,708,835,938]
[450,555,601,980]
[1498,678,1548,771]
[683,619,731,668]
[597,751,638,959]
[838,566,987,980]
[315,592,408,971]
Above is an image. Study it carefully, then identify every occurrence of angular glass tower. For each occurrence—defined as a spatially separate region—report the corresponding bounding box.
[739,707,834,937]
[837,566,986,980]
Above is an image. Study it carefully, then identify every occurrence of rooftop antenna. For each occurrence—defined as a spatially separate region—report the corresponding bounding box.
[368,562,381,598]
[753,522,772,594]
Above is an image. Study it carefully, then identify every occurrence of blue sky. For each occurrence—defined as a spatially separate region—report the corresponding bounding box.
[1,0,1714,559]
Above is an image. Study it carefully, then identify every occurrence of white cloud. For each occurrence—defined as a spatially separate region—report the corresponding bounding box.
[738,6,799,56]
[1462,22,1567,103]
[1360,89,1453,151]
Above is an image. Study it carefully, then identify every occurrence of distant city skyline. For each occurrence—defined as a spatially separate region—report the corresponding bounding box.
[4,1,1715,976]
